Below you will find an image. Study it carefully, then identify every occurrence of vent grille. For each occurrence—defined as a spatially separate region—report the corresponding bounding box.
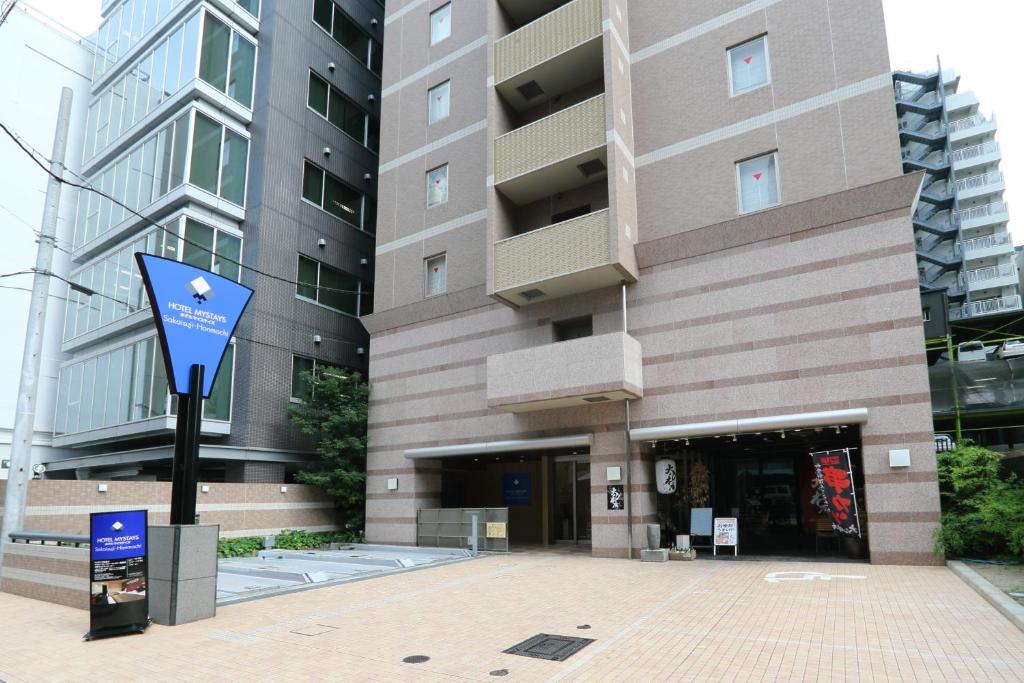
[577,158,606,178]
[516,80,544,101]
[583,396,611,403]
[519,288,546,301]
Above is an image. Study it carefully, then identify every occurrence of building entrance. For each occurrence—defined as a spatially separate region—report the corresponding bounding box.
[553,457,591,545]
[652,426,866,558]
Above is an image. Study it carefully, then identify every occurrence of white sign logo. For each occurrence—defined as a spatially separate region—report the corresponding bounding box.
[111,521,124,531]
[764,571,866,584]
[188,276,214,304]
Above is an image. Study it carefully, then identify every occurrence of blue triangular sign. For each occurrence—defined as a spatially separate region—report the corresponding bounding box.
[135,253,253,398]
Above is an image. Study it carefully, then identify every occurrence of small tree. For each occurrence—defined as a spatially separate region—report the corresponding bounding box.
[935,440,1024,560]
[288,368,368,531]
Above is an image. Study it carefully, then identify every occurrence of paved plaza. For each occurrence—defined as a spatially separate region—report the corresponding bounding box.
[2,551,1023,682]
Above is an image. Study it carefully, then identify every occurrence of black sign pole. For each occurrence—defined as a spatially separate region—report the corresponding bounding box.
[169,363,204,525]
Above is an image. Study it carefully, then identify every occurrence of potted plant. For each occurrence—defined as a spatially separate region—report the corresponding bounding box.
[668,546,697,561]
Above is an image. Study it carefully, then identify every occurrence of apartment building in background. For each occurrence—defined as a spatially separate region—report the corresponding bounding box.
[0,6,93,480]
[894,64,1018,324]
[363,0,942,563]
[42,0,383,482]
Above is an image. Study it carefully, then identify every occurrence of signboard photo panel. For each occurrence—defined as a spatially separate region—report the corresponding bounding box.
[87,509,149,640]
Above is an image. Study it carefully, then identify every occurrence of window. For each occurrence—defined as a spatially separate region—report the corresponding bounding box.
[736,152,779,214]
[923,308,931,322]
[425,254,446,297]
[728,36,770,95]
[302,161,373,230]
[199,12,257,107]
[430,3,451,45]
[554,316,593,342]
[296,255,370,315]
[312,0,382,74]
[307,71,380,152]
[426,164,448,207]
[291,355,315,400]
[428,80,450,123]
[189,112,249,205]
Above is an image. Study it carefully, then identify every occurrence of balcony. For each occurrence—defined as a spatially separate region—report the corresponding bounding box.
[950,295,1023,321]
[961,232,1014,260]
[966,262,1018,291]
[492,208,632,304]
[486,331,643,412]
[956,171,1005,202]
[955,201,1009,231]
[949,113,997,143]
[494,0,603,110]
[494,94,606,204]
[952,141,1000,172]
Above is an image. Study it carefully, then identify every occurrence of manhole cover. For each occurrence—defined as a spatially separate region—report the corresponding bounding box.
[504,634,594,662]
[289,624,337,637]
[403,655,430,664]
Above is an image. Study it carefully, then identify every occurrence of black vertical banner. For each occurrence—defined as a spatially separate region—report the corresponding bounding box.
[810,449,861,537]
[86,509,149,640]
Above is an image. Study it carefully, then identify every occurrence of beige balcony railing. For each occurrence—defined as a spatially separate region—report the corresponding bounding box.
[493,209,609,295]
[493,94,605,185]
[494,0,602,84]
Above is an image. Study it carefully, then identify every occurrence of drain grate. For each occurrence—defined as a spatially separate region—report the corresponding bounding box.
[504,634,594,662]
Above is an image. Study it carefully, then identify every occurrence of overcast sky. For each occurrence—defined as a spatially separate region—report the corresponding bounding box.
[19,0,1024,242]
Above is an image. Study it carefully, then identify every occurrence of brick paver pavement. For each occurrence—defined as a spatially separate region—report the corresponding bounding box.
[2,551,1023,682]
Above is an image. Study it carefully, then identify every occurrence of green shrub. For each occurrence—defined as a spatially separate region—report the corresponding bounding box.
[273,529,366,550]
[935,441,1024,561]
[218,536,264,558]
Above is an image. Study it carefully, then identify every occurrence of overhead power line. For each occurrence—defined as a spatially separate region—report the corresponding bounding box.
[0,120,372,298]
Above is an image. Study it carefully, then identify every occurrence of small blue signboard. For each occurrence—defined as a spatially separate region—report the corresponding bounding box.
[87,509,149,640]
[135,254,253,397]
[502,473,532,505]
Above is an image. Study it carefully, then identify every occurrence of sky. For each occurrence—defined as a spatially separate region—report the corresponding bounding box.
[17,0,1024,242]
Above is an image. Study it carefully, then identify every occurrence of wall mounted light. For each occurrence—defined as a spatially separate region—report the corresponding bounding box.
[328,61,336,72]
[280,486,288,493]
[313,334,322,344]
[97,483,108,493]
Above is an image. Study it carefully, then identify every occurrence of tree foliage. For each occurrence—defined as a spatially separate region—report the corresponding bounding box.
[935,441,1024,560]
[287,368,368,531]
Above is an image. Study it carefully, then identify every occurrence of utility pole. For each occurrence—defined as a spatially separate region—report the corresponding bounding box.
[0,87,73,578]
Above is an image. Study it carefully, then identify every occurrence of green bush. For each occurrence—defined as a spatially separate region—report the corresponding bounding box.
[272,529,366,550]
[935,441,1024,561]
[218,536,264,558]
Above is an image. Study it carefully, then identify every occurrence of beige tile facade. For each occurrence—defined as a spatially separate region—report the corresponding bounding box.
[366,1,940,563]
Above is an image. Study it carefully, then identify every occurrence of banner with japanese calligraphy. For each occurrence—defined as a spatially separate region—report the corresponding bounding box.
[810,449,861,537]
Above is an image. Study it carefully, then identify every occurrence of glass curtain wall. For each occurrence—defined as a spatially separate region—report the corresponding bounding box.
[85,7,256,161]
[74,109,249,249]
[64,217,242,341]
[54,338,234,437]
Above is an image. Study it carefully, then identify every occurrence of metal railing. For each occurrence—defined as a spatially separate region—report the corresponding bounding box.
[954,201,1009,224]
[952,141,1000,163]
[961,232,1012,255]
[966,262,1017,284]
[949,295,1023,320]
[956,171,1003,193]
[8,531,89,546]
[948,114,991,133]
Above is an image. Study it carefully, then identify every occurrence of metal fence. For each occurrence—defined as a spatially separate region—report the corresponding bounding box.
[416,508,510,552]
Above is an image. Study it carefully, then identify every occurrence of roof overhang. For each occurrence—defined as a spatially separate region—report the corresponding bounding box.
[629,408,869,443]
[404,434,593,460]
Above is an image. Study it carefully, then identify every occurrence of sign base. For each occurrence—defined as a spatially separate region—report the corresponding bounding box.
[84,620,150,641]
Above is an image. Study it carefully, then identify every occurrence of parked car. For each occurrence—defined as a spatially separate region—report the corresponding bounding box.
[957,341,989,362]
[997,338,1024,360]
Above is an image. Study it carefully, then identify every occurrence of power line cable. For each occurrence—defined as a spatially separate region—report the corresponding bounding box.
[0,120,372,298]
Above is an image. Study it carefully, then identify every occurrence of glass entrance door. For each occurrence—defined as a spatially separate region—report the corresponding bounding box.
[554,458,590,544]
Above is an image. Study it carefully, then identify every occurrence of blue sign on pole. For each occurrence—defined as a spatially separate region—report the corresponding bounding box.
[502,473,532,505]
[135,254,253,398]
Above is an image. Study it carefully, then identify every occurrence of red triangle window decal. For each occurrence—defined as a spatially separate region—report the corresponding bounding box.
[743,56,753,64]
[753,172,763,180]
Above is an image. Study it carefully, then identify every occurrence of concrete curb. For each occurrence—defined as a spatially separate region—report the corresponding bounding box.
[948,560,1024,634]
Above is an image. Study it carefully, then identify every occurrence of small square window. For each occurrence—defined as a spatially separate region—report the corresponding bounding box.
[426,164,448,207]
[728,36,770,95]
[736,152,780,214]
[291,355,315,400]
[425,253,446,297]
[923,308,931,322]
[428,80,450,123]
[430,3,451,45]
